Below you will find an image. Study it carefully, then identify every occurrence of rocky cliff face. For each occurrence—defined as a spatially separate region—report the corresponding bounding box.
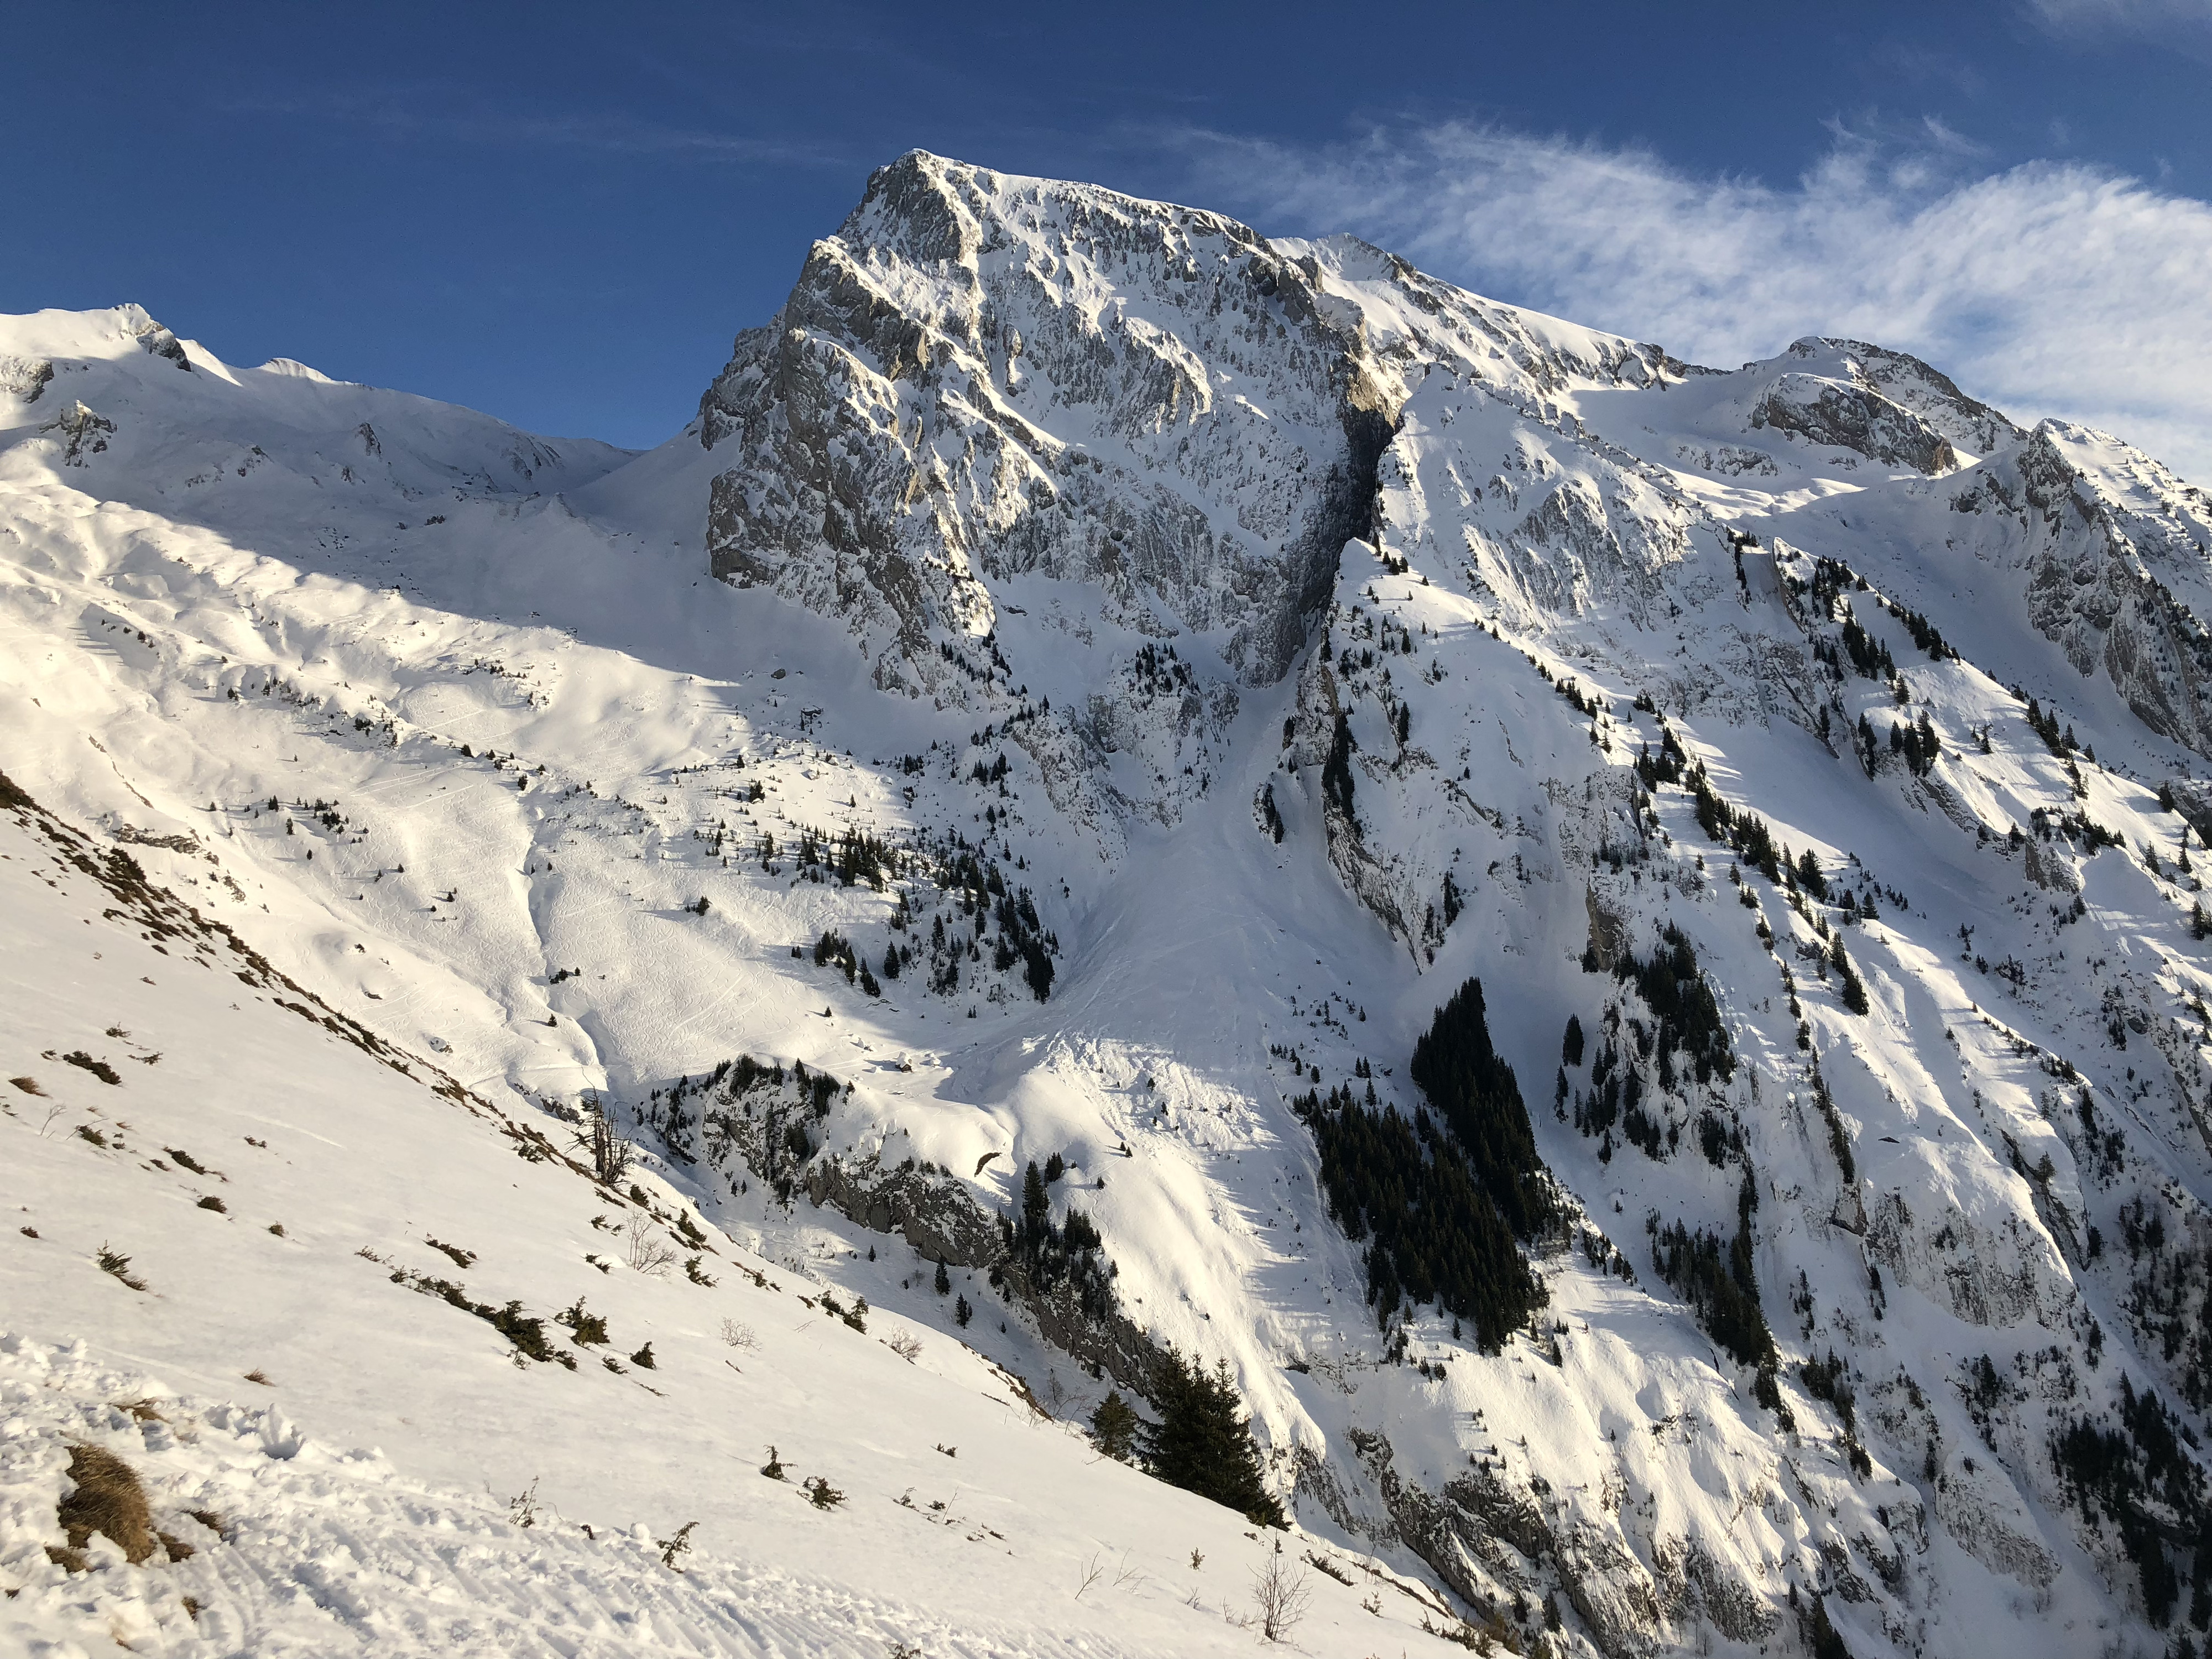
[1973,423,2212,755]
[698,152,1394,693]
[696,154,1688,705]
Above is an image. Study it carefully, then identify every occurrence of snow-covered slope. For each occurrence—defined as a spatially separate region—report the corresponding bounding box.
[9,154,2212,1658]
[0,774,1432,1657]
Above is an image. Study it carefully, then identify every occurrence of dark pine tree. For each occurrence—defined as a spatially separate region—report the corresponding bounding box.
[1407,978,1556,1237]
[1808,1595,1851,1659]
[1322,712,1357,822]
[1090,1389,1139,1462]
[1021,1159,1051,1242]
[933,1258,951,1296]
[1141,1349,1284,1527]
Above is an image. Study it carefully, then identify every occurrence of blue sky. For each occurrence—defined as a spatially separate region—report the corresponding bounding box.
[7,2,2209,472]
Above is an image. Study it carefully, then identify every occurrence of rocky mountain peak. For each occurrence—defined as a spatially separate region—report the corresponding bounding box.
[696,154,1412,703]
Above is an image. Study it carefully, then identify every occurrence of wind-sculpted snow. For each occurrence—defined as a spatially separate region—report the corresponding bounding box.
[11,152,2212,1658]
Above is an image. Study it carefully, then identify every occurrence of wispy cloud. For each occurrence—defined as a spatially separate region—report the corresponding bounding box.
[1182,123,2212,482]
[2023,0,2212,57]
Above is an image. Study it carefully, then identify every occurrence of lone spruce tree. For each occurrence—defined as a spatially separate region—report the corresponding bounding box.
[1142,1349,1284,1526]
[1089,1389,1139,1462]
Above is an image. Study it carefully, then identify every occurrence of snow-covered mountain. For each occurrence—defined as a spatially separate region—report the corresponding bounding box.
[9,153,2212,1658]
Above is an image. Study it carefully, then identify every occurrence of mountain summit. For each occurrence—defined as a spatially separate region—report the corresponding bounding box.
[7,157,2212,1658]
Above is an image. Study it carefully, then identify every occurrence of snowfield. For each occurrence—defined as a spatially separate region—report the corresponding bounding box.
[7,153,2212,1657]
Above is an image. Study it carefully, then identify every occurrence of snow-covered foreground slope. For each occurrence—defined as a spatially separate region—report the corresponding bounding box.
[8,154,2212,1658]
[0,778,1448,1657]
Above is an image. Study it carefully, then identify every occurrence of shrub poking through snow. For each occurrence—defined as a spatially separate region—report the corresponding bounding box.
[656,1520,697,1569]
[555,1298,609,1345]
[804,1475,846,1510]
[1250,1540,1312,1643]
[623,1213,677,1275]
[760,1445,786,1480]
[96,1244,146,1291]
[62,1051,119,1085]
[575,1096,633,1186]
[53,1443,156,1569]
[389,1266,574,1369]
[425,1237,476,1269]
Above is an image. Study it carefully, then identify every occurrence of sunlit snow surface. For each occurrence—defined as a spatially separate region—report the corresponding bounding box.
[6,154,2212,1658]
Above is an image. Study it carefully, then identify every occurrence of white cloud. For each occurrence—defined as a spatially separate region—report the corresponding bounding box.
[1181,124,2212,484]
[2024,0,2212,56]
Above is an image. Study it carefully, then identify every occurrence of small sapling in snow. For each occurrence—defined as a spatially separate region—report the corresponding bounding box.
[656,1520,696,1569]
[96,1244,146,1291]
[556,1298,609,1345]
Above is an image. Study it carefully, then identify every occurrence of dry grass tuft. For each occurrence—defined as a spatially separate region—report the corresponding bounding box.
[58,1442,155,1564]
[9,1074,44,1095]
[186,1507,226,1538]
[118,1398,165,1424]
[242,1369,271,1386]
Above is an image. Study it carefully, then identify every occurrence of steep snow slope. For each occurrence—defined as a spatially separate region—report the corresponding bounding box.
[9,152,2212,1659]
[0,776,1442,1657]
